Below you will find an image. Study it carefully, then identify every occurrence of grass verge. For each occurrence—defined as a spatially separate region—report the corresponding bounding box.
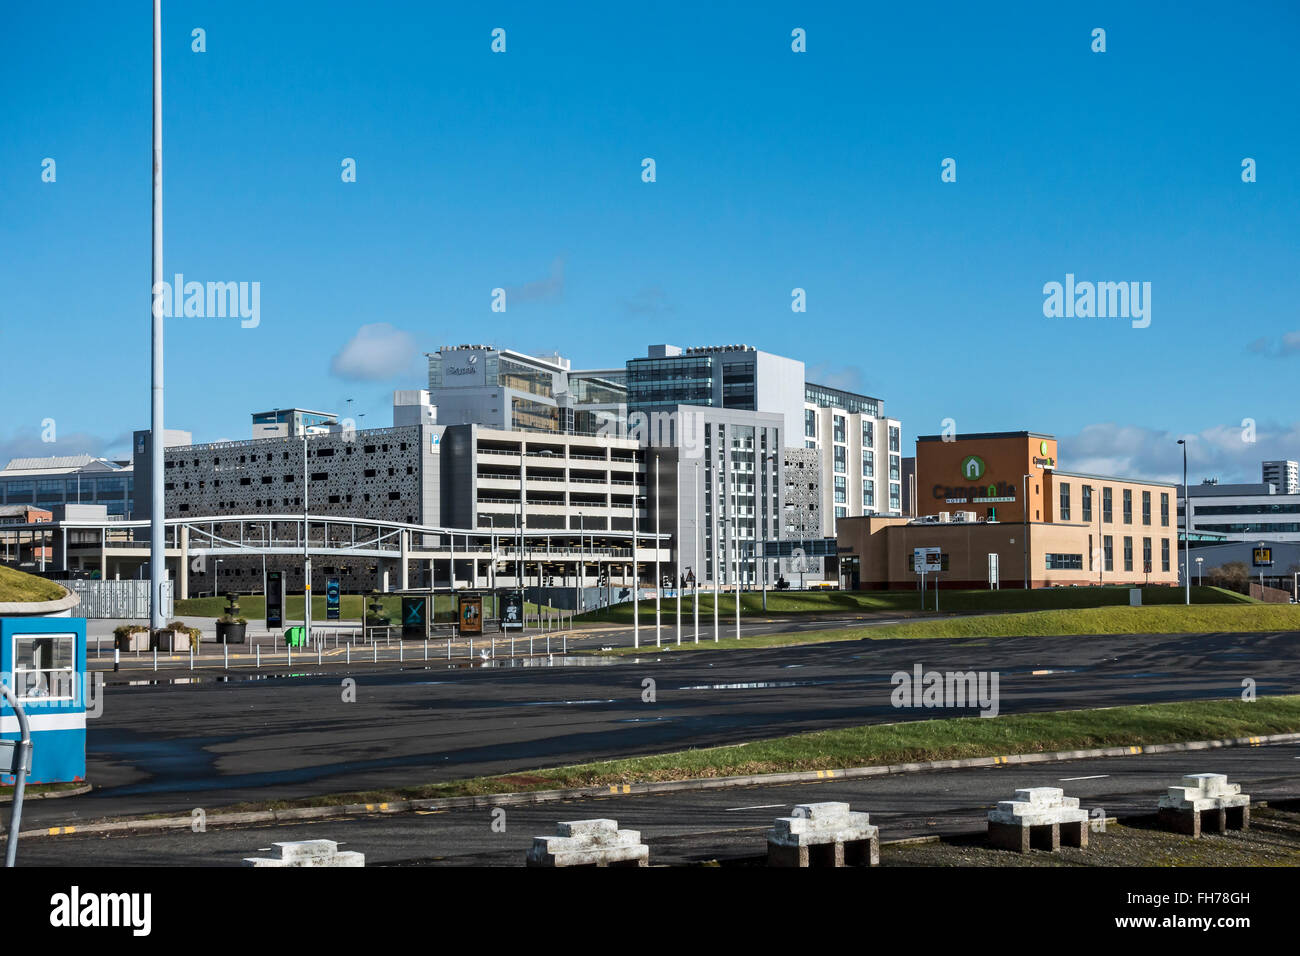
[576,585,1253,624]
[862,603,1300,640]
[190,696,1300,814]
[588,603,1300,656]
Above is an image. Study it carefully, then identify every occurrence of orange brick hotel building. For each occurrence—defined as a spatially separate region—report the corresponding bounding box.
[836,431,1180,589]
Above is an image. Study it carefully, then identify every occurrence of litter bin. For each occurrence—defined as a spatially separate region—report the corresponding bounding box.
[284,626,306,647]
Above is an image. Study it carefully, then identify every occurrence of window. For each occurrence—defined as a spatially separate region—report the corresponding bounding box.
[1123,489,1133,524]
[1142,537,1152,572]
[862,421,873,448]
[833,446,846,474]
[1045,553,1083,570]
[888,425,900,453]
[1103,487,1113,523]
[862,450,874,477]
[1123,536,1133,571]
[1160,493,1170,527]
[804,408,816,439]
[889,455,900,481]
[834,476,846,504]
[1082,485,1093,522]
[1142,490,1151,526]
[1103,535,1114,571]
[13,633,76,701]
[862,483,874,509]
[1059,482,1071,521]
[889,483,901,512]
[832,415,845,444]
[1161,538,1170,572]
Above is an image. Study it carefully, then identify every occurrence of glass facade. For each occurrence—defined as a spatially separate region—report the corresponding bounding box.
[626,356,714,408]
[805,383,880,417]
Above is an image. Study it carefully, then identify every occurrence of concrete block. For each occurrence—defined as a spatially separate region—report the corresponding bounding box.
[767,802,879,867]
[243,839,364,867]
[1156,773,1251,837]
[526,818,649,867]
[988,786,1090,852]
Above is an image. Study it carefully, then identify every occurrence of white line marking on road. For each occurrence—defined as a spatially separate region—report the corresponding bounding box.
[724,804,786,812]
[1059,774,1110,781]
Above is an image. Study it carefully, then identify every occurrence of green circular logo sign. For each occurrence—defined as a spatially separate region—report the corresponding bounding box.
[959,455,985,480]
[1039,440,1049,455]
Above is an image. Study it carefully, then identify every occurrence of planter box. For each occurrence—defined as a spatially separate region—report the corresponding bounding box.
[115,630,150,652]
[216,621,247,645]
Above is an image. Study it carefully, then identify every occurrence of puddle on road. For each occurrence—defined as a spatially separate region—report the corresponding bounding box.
[676,679,841,691]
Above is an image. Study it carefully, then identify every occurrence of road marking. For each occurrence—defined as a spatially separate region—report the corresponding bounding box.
[1059,774,1109,781]
[724,804,787,812]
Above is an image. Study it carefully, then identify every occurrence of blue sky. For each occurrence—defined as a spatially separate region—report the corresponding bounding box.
[2,1,1297,483]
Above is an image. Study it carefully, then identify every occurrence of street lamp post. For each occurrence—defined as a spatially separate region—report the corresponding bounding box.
[693,459,700,643]
[1022,474,1032,590]
[654,452,661,648]
[1196,555,1203,587]
[1178,439,1189,605]
[675,465,682,646]
[632,489,640,649]
[148,0,166,633]
[761,451,776,611]
[732,447,741,640]
[302,432,312,647]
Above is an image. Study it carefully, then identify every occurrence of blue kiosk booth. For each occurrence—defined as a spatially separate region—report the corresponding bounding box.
[1,617,88,786]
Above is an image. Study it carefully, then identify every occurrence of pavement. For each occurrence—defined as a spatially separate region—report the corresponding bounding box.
[19,627,1300,828]
[13,741,1299,865]
[84,610,909,669]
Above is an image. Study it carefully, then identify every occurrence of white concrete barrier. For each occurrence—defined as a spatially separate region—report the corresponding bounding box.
[525,818,648,867]
[1157,773,1250,838]
[988,787,1089,853]
[767,802,879,867]
[242,839,364,867]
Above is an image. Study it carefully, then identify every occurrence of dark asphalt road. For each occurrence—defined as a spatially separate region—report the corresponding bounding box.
[21,629,1300,828]
[15,742,1300,866]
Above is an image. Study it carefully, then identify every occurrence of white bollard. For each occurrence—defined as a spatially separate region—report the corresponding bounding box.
[189,646,193,671]
[373,641,378,663]
[347,644,351,665]
[257,644,261,668]
[400,641,404,663]
[424,638,428,661]
[447,638,451,660]
[318,643,323,665]
[223,644,228,669]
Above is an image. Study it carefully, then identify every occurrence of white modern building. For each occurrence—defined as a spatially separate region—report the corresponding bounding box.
[1183,480,1300,543]
[251,408,338,439]
[802,383,903,535]
[0,454,136,519]
[426,345,627,436]
[1262,460,1299,495]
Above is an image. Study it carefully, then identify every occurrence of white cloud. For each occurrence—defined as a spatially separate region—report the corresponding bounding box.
[1060,421,1300,485]
[0,429,131,467]
[329,323,420,382]
[806,362,869,394]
